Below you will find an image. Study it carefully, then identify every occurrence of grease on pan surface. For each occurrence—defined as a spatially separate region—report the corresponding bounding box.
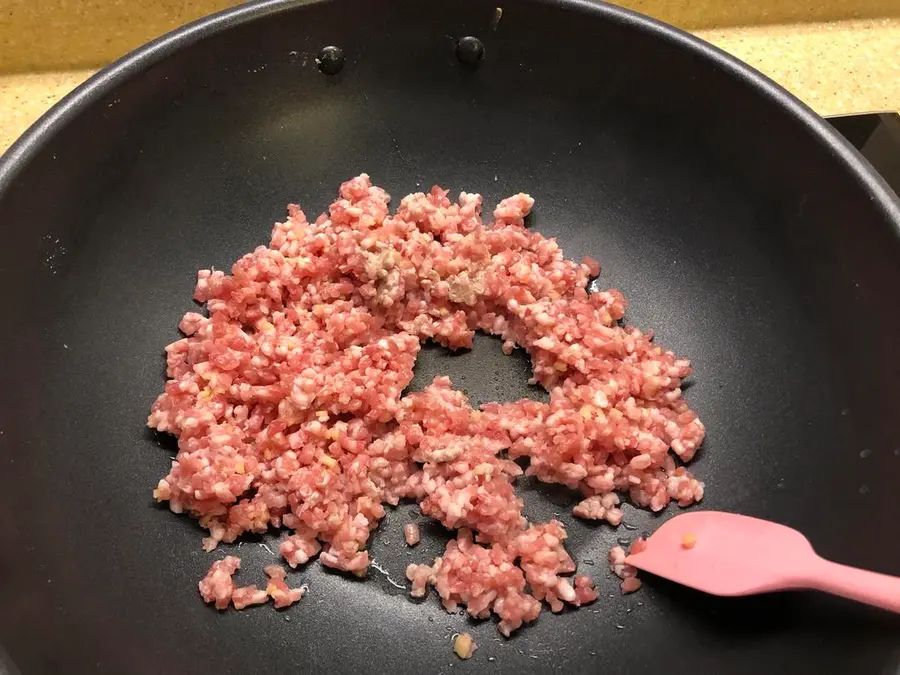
[148,175,705,633]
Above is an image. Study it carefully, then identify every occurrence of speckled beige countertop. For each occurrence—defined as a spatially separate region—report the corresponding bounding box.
[1,0,899,153]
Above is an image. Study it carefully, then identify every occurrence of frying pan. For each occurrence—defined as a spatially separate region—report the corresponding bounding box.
[1,0,899,673]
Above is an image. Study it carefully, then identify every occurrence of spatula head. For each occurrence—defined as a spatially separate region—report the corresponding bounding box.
[624,511,816,596]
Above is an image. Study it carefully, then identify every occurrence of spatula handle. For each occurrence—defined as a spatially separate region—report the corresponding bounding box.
[804,558,900,614]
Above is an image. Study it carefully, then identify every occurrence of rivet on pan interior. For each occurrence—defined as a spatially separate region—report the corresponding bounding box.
[316,46,345,75]
[456,36,485,67]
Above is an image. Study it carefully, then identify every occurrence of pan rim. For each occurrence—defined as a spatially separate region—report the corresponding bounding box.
[0,0,898,234]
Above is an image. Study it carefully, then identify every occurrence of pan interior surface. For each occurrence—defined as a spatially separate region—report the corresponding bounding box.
[1,0,899,673]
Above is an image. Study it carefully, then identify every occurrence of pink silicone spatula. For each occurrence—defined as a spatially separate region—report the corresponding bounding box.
[624,511,900,613]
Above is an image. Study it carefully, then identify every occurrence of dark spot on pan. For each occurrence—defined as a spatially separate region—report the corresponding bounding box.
[316,45,345,75]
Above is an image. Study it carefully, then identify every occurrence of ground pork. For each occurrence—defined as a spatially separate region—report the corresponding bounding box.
[264,565,306,608]
[150,175,704,634]
[609,537,648,594]
[404,523,420,546]
[198,555,269,610]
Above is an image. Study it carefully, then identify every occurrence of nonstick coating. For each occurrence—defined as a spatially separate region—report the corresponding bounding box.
[1,1,900,673]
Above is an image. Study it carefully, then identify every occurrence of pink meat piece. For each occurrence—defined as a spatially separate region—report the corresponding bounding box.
[574,575,600,604]
[406,562,435,598]
[264,565,305,608]
[280,529,322,568]
[404,523,421,546]
[609,537,647,594]
[232,585,269,610]
[198,556,241,610]
[573,493,624,526]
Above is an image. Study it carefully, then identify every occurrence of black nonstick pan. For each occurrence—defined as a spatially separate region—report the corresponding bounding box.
[1,0,899,673]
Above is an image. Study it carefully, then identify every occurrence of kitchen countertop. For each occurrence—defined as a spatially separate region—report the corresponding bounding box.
[696,17,899,115]
[1,2,898,154]
[1,71,97,152]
